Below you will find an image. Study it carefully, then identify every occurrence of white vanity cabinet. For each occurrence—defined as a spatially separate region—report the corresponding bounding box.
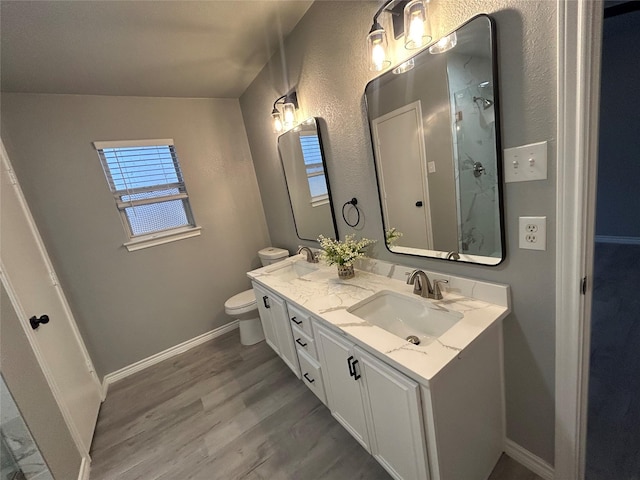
[252,282,300,378]
[315,323,429,480]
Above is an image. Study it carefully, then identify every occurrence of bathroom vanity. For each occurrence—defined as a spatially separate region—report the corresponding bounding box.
[248,256,510,480]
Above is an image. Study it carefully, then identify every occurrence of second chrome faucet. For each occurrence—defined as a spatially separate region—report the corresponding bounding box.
[406,269,447,300]
[297,246,319,263]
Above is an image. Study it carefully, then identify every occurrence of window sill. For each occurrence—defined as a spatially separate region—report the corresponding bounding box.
[123,226,202,252]
[310,195,329,208]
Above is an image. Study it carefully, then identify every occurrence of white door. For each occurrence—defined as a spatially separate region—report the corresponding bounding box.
[253,283,280,354]
[315,324,370,451]
[0,143,102,457]
[371,101,434,250]
[356,346,428,480]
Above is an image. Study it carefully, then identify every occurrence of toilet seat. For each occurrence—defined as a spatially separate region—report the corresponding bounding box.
[224,289,257,315]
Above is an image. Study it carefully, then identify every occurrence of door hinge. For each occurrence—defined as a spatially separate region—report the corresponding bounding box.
[7,169,18,185]
[580,276,587,295]
[49,270,59,286]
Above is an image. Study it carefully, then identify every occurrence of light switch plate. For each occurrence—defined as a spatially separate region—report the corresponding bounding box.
[504,141,548,182]
[519,216,546,250]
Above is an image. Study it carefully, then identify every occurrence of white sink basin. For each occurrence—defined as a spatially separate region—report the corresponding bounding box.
[265,259,318,281]
[347,290,463,346]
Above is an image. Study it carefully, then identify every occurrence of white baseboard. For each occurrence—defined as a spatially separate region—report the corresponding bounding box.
[505,438,554,480]
[595,235,640,245]
[101,320,239,398]
[77,456,91,480]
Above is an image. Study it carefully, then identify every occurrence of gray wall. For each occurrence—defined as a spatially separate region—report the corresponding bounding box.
[1,285,82,480]
[240,0,556,464]
[596,10,640,239]
[1,93,271,377]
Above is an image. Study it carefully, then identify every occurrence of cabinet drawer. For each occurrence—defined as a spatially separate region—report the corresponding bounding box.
[292,325,317,360]
[287,303,313,337]
[298,349,326,405]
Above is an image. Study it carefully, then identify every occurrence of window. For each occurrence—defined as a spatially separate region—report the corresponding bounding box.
[93,139,200,251]
[299,134,329,206]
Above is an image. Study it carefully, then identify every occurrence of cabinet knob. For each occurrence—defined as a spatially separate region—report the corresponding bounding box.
[262,296,270,309]
[296,338,308,347]
[303,373,315,384]
[291,316,302,325]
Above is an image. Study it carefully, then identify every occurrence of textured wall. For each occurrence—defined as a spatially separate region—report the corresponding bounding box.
[241,0,557,464]
[1,94,270,377]
[1,285,82,479]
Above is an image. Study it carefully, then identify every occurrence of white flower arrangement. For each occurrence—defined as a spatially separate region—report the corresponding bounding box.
[385,227,403,246]
[317,234,376,267]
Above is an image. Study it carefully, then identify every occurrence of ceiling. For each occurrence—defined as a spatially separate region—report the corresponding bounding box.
[0,0,313,98]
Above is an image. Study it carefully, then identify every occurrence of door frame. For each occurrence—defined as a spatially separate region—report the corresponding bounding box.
[371,101,435,249]
[555,1,603,478]
[0,139,101,462]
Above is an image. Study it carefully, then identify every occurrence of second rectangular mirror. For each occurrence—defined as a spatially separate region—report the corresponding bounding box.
[278,117,338,242]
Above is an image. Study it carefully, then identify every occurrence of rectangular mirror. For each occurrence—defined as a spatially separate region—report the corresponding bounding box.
[365,14,505,265]
[278,117,338,242]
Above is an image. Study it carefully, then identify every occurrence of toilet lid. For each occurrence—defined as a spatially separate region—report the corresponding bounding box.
[225,289,256,310]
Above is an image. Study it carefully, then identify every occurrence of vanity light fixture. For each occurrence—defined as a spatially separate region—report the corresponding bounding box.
[271,91,299,133]
[429,31,457,54]
[366,0,432,71]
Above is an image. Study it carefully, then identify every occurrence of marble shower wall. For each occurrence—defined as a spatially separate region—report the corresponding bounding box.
[0,376,52,480]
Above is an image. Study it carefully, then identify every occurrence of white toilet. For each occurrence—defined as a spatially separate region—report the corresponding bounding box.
[224,247,290,345]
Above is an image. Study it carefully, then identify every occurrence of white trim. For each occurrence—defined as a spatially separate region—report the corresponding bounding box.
[504,438,554,480]
[92,138,174,149]
[77,456,91,480]
[555,1,603,479]
[594,235,640,245]
[101,320,239,398]
[124,226,202,252]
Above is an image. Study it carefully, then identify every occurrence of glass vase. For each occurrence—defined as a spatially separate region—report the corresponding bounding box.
[337,264,355,280]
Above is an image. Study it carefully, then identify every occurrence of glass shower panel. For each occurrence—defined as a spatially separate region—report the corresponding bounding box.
[452,83,500,256]
[0,375,52,480]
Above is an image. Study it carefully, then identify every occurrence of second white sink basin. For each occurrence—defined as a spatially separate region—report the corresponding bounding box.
[266,259,318,281]
[348,290,463,346]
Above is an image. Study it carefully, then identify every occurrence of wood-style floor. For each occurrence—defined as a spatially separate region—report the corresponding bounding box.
[89,330,543,480]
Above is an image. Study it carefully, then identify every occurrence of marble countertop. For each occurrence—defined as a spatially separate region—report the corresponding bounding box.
[248,255,510,384]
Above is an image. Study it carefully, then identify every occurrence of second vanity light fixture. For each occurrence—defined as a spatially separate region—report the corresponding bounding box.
[367,0,432,71]
[271,91,299,133]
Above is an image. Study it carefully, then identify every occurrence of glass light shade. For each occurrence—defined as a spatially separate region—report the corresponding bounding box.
[282,102,296,129]
[272,111,283,133]
[404,0,431,50]
[428,31,457,54]
[392,58,415,75]
[367,28,390,72]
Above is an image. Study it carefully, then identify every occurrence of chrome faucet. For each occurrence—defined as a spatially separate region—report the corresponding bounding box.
[297,246,319,263]
[446,251,460,261]
[406,269,447,300]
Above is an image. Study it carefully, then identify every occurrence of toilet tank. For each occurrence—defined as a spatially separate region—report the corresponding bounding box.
[258,247,289,266]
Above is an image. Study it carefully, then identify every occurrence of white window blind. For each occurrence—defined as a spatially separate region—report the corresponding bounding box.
[93,139,197,239]
[299,134,329,205]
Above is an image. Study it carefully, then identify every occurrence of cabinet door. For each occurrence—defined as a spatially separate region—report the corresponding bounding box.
[356,346,428,480]
[252,283,279,354]
[269,294,300,378]
[315,324,370,451]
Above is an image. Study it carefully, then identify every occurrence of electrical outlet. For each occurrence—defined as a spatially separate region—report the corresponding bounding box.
[519,216,546,250]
